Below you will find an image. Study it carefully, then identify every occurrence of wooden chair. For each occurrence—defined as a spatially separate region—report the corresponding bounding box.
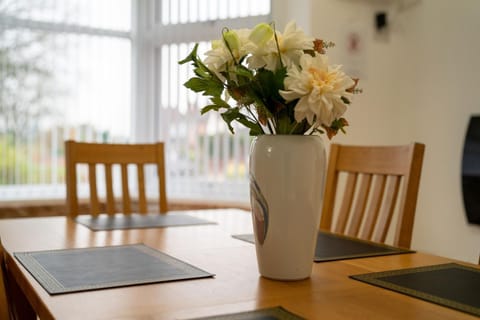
[0,239,10,320]
[320,142,425,249]
[1,239,36,320]
[65,140,167,218]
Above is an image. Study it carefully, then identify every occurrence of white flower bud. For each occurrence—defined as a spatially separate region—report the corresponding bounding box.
[249,23,274,46]
[223,30,240,51]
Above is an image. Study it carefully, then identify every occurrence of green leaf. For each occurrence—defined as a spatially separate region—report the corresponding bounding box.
[178,44,199,65]
[200,97,231,115]
[252,67,288,113]
[233,65,254,80]
[220,108,263,135]
[210,96,230,109]
[248,126,263,136]
[184,77,224,97]
[200,105,222,114]
[204,81,224,97]
[220,109,238,134]
[183,78,209,93]
[273,67,287,88]
[237,117,263,136]
[194,67,210,78]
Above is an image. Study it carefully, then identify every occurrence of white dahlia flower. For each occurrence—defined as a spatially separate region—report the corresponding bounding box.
[279,54,355,127]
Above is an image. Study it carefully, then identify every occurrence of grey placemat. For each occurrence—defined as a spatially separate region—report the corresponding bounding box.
[189,306,305,320]
[351,263,480,317]
[232,232,413,262]
[14,244,214,295]
[313,232,413,262]
[76,213,216,231]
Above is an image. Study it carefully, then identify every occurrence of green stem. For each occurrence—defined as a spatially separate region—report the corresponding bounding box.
[288,122,300,134]
[272,23,284,69]
[222,28,238,65]
[196,58,223,84]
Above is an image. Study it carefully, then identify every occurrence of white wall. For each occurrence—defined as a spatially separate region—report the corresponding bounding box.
[273,0,480,263]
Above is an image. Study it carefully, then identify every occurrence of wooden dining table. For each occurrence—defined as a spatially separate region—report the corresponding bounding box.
[0,208,478,320]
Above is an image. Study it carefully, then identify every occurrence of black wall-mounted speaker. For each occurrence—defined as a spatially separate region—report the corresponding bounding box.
[462,115,480,224]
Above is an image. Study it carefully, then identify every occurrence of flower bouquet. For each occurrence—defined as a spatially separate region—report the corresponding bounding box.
[180,21,362,280]
[179,20,360,137]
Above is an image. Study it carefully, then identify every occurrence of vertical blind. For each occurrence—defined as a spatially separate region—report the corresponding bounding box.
[135,0,271,203]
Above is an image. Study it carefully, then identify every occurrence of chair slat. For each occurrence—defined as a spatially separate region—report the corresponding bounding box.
[65,142,78,217]
[88,164,100,216]
[105,164,115,215]
[394,143,426,248]
[346,173,372,237]
[137,164,147,214]
[372,176,401,243]
[319,144,340,230]
[359,174,386,240]
[334,173,357,234]
[157,142,168,213]
[121,164,131,214]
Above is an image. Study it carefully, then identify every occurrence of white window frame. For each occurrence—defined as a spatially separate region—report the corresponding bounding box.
[132,1,271,204]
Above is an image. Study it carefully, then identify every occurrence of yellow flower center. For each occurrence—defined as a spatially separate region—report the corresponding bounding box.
[308,67,335,90]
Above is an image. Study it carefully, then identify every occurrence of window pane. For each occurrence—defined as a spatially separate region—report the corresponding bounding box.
[151,1,271,202]
[0,0,131,200]
[1,0,131,31]
[161,0,270,25]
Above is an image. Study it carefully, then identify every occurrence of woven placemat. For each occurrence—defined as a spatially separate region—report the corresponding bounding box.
[189,306,305,320]
[15,244,213,295]
[232,232,413,262]
[351,263,480,317]
[76,213,215,231]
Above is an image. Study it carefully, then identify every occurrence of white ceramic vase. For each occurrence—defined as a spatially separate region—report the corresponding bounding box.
[249,134,326,280]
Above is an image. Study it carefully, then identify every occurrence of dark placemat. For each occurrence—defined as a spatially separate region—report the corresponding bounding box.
[76,213,215,231]
[314,231,414,262]
[14,244,214,295]
[351,263,480,317]
[189,306,305,320]
[231,232,413,262]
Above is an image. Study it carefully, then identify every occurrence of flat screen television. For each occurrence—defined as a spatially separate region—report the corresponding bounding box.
[462,115,480,224]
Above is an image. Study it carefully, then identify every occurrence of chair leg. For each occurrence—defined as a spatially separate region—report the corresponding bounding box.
[3,263,36,320]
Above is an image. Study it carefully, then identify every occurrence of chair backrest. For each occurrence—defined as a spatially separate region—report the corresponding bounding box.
[65,140,167,218]
[320,142,425,248]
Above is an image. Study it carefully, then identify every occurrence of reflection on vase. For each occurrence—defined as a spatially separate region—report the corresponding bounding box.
[250,174,269,245]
